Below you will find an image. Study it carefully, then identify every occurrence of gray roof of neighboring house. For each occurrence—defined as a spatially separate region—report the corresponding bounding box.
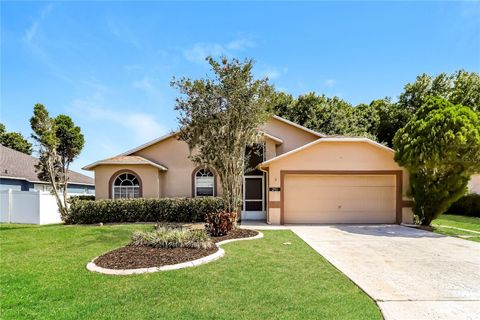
[0,145,94,185]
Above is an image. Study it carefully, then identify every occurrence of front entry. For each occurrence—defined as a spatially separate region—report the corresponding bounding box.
[241,175,265,220]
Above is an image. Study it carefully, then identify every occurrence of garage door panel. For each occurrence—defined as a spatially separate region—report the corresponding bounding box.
[284,175,396,224]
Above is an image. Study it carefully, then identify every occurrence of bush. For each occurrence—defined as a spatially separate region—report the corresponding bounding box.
[445,194,480,217]
[69,195,95,202]
[205,211,237,236]
[131,227,212,249]
[67,197,225,224]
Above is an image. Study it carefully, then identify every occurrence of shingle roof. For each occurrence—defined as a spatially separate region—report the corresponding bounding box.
[0,145,94,185]
[82,155,168,171]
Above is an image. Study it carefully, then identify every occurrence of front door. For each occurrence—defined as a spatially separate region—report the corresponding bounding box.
[242,175,265,220]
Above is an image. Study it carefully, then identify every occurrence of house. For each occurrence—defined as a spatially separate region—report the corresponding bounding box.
[468,174,480,194]
[84,116,414,225]
[0,145,95,195]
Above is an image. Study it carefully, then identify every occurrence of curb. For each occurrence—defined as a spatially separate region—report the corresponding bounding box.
[87,231,264,275]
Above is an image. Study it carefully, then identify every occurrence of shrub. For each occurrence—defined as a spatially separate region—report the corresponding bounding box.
[205,211,237,236]
[69,195,95,202]
[445,194,480,217]
[131,227,212,249]
[67,197,225,224]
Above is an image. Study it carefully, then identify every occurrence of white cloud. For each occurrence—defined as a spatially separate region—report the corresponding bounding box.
[133,77,155,92]
[71,98,167,142]
[257,66,288,80]
[324,79,337,87]
[183,38,255,63]
[23,3,54,43]
[226,38,255,51]
[106,16,140,48]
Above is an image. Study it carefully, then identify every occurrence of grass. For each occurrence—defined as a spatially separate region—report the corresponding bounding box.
[0,223,381,320]
[432,214,480,243]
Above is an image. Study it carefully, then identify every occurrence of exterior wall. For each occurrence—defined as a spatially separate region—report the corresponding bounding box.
[264,138,277,160]
[90,118,319,202]
[265,141,412,224]
[468,174,480,194]
[134,135,205,198]
[0,178,30,191]
[261,118,319,155]
[93,164,160,199]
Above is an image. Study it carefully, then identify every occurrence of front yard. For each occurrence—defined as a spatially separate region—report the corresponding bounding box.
[0,224,381,319]
[432,214,480,242]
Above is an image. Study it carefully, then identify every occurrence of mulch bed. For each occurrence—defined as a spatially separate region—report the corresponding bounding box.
[211,228,259,243]
[94,246,218,269]
[93,228,259,270]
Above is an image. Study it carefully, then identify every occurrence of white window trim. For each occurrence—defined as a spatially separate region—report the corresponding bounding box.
[194,169,215,197]
[112,173,141,200]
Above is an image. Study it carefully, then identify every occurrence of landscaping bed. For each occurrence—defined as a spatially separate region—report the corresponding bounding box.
[93,228,259,270]
[94,246,219,269]
[211,228,258,243]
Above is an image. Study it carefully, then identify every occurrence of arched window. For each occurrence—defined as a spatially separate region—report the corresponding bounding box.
[113,172,141,199]
[195,168,214,197]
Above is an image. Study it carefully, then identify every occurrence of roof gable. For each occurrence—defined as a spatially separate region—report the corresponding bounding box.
[260,138,394,167]
[113,115,322,157]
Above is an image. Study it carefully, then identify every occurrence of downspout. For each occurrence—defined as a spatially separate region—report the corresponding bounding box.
[258,164,271,225]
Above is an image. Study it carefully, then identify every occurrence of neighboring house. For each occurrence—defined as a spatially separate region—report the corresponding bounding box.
[84,115,414,225]
[468,174,480,194]
[0,145,95,195]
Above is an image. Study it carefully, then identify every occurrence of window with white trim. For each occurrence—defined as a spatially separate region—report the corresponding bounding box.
[113,173,141,199]
[195,169,214,197]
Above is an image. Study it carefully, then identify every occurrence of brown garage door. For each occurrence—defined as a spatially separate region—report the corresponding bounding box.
[284,174,396,223]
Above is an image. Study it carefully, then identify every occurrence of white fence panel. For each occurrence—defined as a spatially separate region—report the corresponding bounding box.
[0,190,62,225]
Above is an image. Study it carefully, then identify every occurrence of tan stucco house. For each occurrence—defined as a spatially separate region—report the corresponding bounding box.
[84,115,414,225]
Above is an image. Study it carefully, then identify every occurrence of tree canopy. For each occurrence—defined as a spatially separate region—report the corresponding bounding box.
[0,123,33,155]
[30,103,84,220]
[172,57,273,214]
[393,97,480,225]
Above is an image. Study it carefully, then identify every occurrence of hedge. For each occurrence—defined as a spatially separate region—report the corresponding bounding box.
[67,197,225,224]
[69,195,95,201]
[445,194,480,217]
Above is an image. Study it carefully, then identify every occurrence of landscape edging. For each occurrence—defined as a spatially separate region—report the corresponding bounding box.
[86,231,264,275]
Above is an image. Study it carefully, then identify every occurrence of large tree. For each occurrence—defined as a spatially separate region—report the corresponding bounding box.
[0,123,33,155]
[172,57,273,214]
[271,92,362,136]
[393,97,480,226]
[30,104,84,220]
[399,70,480,112]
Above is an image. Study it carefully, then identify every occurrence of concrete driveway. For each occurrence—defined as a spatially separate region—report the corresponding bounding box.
[290,225,480,320]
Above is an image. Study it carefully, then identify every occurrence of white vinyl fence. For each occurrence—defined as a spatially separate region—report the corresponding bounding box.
[0,190,62,225]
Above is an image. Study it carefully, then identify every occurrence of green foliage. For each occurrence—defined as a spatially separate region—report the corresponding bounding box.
[204,211,237,236]
[131,227,212,249]
[68,195,95,202]
[445,194,480,217]
[29,103,85,220]
[68,197,225,224]
[394,97,480,225]
[54,115,85,164]
[172,56,273,213]
[271,92,359,136]
[399,70,480,112]
[0,123,33,155]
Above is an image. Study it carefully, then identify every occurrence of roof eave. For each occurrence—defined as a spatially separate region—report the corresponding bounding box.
[259,137,394,167]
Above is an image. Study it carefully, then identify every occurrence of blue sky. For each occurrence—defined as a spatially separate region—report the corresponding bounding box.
[1,1,479,176]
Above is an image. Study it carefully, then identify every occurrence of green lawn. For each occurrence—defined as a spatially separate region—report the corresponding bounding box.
[432,214,480,242]
[0,224,381,320]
